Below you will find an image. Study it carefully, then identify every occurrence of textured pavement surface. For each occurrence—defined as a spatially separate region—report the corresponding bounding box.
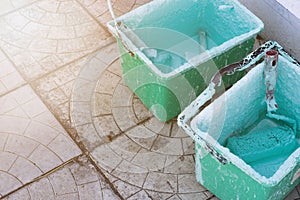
[0,0,299,199]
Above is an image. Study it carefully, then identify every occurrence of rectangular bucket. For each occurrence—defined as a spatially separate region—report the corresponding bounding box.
[107,0,263,122]
[178,41,300,200]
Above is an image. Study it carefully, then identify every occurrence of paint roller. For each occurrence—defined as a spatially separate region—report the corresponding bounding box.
[226,50,298,164]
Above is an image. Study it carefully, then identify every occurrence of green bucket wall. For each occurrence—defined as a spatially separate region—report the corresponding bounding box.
[191,55,300,200]
[108,0,264,122]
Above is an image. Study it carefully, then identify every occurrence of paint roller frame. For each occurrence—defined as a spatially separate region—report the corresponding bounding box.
[225,49,298,169]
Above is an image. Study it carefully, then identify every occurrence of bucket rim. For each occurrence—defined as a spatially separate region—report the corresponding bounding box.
[106,0,264,79]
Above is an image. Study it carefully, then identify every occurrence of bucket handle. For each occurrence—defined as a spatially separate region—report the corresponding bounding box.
[177,41,298,165]
[107,0,135,57]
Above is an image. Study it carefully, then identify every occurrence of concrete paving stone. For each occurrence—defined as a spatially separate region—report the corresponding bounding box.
[182,138,195,155]
[79,64,107,84]
[77,0,114,23]
[135,0,152,6]
[5,134,39,157]
[33,58,84,123]
[0,0,37,16]
[72,101,91,115]
[178,193,209,200]
[96,70,121,94]
[4,106,28,118]
[112,106,138,131]
[70,163,98,185]
[0,51,25,96]
[0,133,8,150]
[166,195,181,200]
[75,123,102,150]
[126,125,157,150]
[151,136,183,155]
[73,81,96,102]
[164,155,195,174]
[204,191,215,199]
[0,96,19,114]
[60,80,75,98]
[0,152,17,171]
[78,181,103,200]
[0,171,22,197]
[178,174,206,193]
[93,93,113,116]
[0,0,108,81]
[115,159,148,174]
[78,0,150,26]
[297,184,300,193]
[111,167,147,187]
[93,115,121,137]
[21,97,47,118]
[8,85,36,105]
[131,149,166,172]
[1,72,24,93]
[127,190,152,200]
[9,156,42,184]
[110,135,142,160]
[0,83,6,95]
[95,42,120,65]
[29,145,62,172]
[55,192,79,200]
[49,167,78,195]
[0,85,81,196]
[0,116,30,135]
[55,102,73,126]
[2,188,30,200]
[71,108,92,127]
[285,188,300,200]
[4,12,30,30]
[2,158,119,200]
[113,180,141,199]
[170,121,191,138]
[48,133,81,162]
[24,121,57,145]
[22,22,50,38]
[107,58,122,76]
[112,83,133,107]
[113,0,135,14]
[101,188,121,200]
[145,191,174,200]
[143,117,172,137]
[132,97,153,121]
[92,144,123,173]
[102,169,119,183]
[143,172,177,193]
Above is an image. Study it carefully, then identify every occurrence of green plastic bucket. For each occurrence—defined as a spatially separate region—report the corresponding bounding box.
[107,0,263,122]
[178,41,300,200]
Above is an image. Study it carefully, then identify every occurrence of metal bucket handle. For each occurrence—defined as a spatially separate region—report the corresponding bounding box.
[107,0,135,56]
[177,41,298,165]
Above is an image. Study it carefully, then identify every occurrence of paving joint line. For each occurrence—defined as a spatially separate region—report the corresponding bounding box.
[0,0,41,18]
[0,82,27,98]
[88,116,152,152]
[0,154,83,200]
[87,154,125,200]
[75,0,112,35]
